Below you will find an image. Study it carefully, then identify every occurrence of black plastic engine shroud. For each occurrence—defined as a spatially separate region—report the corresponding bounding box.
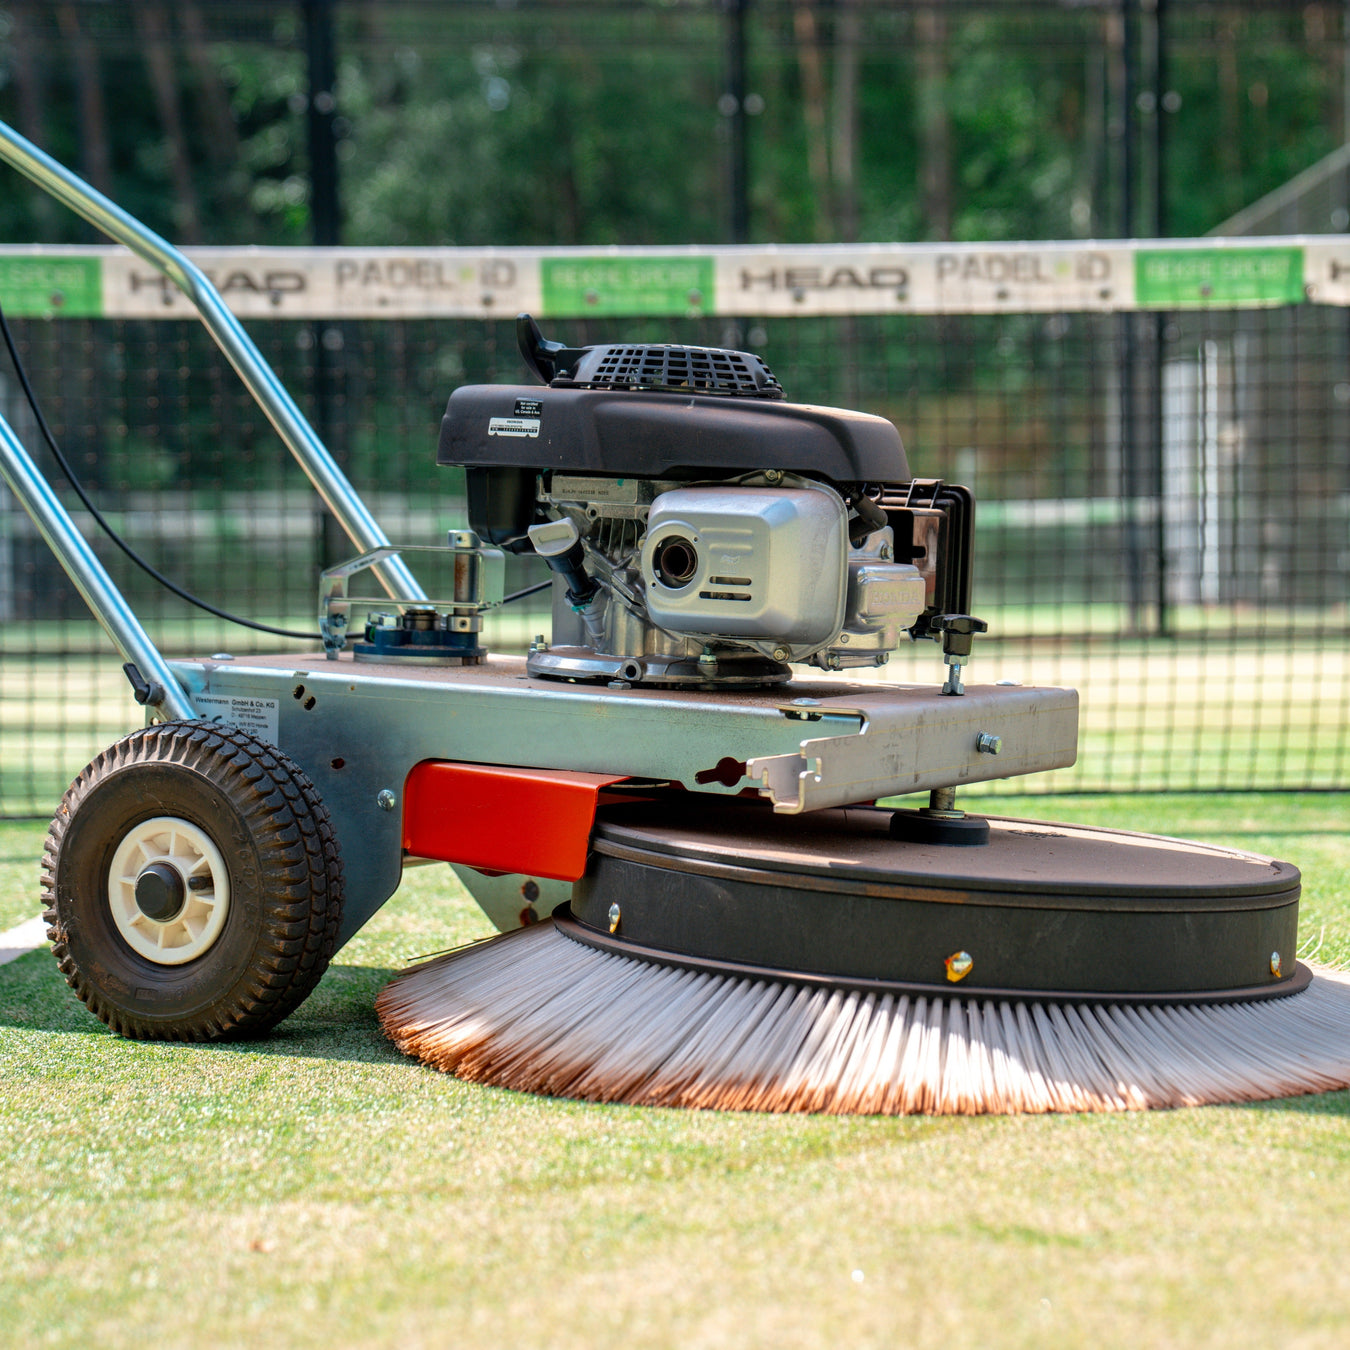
[439,384,910,481]
[440,383,913,552]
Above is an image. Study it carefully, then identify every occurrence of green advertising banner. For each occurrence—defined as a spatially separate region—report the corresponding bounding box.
[0,255,103,318]
[1134,246,1305,307]
[541,256,714,316]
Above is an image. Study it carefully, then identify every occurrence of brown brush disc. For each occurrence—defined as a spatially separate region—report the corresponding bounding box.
[376,921,1350,1116]
[376,807,1328,1115]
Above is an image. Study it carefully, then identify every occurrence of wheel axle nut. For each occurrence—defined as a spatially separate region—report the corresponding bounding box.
[134,862,187,923]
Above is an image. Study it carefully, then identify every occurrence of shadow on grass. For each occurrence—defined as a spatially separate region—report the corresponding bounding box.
[0,949,408,1066]
[9,947,1350,1117]
[1243,1090,1350,1116]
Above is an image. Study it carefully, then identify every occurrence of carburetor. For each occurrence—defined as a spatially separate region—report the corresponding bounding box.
[436,316,981,689]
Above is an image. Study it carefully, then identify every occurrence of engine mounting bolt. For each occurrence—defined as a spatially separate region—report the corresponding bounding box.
[376,789,397,812]
[976,732,1003,755]
[608,903,622,934]
[945,951,974,983]
[1271,951,1283,977]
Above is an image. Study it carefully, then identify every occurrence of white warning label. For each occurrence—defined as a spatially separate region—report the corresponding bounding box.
[194,694,280,745]
[488,416,541,438]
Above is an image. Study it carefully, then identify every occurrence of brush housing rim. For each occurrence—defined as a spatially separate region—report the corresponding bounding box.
[568,798,1305,1003]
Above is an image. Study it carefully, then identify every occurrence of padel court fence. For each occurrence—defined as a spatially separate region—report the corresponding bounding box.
[2,237,1348,814]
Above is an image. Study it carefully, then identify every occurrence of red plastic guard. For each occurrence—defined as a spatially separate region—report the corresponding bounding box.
[402,761,630,881]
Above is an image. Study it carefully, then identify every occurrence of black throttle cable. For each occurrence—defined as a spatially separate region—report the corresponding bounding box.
[0,302,551,639]
[0,299,319,639]
[502,579,551,605]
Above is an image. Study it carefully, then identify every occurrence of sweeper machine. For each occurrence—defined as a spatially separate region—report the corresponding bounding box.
[5,121,1350,1115]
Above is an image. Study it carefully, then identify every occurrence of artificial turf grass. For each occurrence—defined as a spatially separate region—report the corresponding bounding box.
[5,1004,1350,1350]
[0,819,46,933]
[3,796,1350,1349]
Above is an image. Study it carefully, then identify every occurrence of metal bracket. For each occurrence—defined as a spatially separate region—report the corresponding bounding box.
[748,684,1079,813]
[320,535,504,656]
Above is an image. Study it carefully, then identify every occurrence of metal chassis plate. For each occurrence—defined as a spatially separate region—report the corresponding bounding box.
[167,653,1078,951]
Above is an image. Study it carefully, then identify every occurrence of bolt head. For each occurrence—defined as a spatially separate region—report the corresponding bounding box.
[376,789,397,812]
[945,951,974,983]
[976,732,1003,755]
[1270,951,1283,977]
[607,903,621,934]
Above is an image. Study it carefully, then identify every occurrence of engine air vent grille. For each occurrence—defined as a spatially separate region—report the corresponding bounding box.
[567,343,784,400]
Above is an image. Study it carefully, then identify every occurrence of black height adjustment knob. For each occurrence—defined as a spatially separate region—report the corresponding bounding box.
[930,613,988,659]
[930,614,988,696]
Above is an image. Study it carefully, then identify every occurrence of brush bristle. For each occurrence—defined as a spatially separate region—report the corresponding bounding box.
[375,919,1350,1114]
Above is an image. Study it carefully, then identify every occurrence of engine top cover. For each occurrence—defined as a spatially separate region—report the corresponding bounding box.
[438,384,909,483]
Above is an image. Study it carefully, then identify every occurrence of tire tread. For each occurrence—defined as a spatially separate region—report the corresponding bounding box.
[42,720,345,1041]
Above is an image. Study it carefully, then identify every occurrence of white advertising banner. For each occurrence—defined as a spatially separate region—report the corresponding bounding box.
[0,239,1346,320]
[1303,240,1350,306]
[102,247,541,319]
[715,243,1131,314]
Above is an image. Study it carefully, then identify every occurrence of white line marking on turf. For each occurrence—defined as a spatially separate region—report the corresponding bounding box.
[0,915,48,967]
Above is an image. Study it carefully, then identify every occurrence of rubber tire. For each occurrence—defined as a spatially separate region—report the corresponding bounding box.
[42,720,344,1040]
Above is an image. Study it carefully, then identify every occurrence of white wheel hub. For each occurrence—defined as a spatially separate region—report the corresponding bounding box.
[107,816,231,965]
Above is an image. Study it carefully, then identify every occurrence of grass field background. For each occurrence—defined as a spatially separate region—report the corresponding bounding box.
[3,791,1350,1348]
